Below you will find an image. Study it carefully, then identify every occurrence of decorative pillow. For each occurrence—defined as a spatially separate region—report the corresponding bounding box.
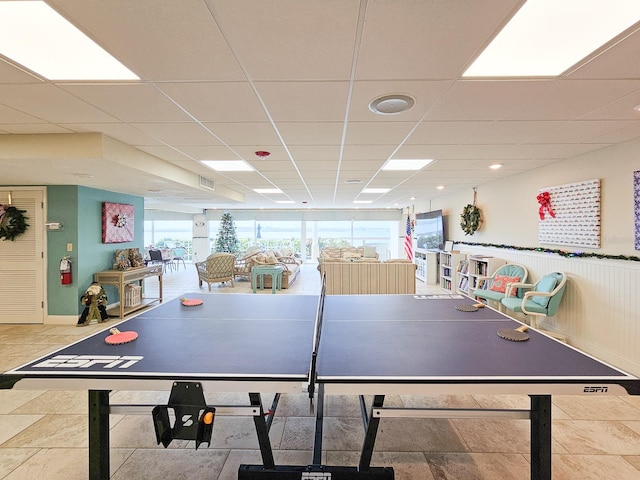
[531,275,558,307]
[363,246,377,258]
[490,275,521,293]
[343,251,361,259]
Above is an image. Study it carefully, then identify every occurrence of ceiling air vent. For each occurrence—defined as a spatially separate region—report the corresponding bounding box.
[199,175,215,191]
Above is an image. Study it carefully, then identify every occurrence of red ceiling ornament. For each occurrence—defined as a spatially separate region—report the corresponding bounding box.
[255,151,271,159]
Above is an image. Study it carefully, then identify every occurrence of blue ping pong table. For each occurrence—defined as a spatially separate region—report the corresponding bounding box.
[2,290,639,480]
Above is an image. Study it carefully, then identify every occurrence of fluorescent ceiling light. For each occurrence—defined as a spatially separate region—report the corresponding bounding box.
[362,188,391,194]
[382,159,433,171]
[464,0,640,77]
[253,188,283,194]
[0,1,138,80]
[353,200,373,204]
[202,160,254,172]
[489,163,503,170]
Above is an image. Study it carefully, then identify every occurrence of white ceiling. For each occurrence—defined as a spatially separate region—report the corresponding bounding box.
[1,0,640,213]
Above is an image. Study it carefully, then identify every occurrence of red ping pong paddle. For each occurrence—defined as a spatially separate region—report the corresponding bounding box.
[180,297,203,307]
[105,328,138,345]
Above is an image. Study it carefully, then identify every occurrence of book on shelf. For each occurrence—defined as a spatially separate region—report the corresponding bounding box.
[457,260,468,274]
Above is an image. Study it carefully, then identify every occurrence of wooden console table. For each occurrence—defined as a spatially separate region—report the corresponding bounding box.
[94,265,163,319]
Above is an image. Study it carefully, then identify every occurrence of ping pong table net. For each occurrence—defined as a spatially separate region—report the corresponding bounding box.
[307,273,326,398]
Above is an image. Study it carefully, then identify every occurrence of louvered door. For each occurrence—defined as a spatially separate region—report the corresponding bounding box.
[0,188,45,323]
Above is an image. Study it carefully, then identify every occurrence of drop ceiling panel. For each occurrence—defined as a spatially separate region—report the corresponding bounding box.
[0,58,42,84]
[345,122,416,145]
[277,122,344,145]
[51,0,246,81]
[59,84,193,122]
[569,28,640,79]
[254,82,351,122]
[355,0,521,79]
[204,123,281,146]
[131,122,223,145]
[211,0,360,81]
[505,80,640,121]
[0,85,119,123]
[63,123,161,146]
[158,82,269,122]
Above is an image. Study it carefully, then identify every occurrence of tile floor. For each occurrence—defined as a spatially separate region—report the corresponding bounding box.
[2,263,640,479]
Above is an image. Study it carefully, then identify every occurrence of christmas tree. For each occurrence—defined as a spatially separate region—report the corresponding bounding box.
[214,211,240,253]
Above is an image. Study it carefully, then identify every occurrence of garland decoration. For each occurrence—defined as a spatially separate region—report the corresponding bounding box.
[0,204,29,241]
[537,191,555,220]
[455,240,640,263]
[460,187,481,235]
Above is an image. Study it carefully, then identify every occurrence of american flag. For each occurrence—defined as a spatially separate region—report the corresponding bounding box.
[404,214,413,260]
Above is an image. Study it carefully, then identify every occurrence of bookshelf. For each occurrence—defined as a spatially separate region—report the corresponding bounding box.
[439,251,466,293]
[414,249,439,285]
[457,256,506,296]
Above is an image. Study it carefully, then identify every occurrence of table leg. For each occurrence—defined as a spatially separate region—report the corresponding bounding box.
[88,390,110,480]
[249,392,275,469]
[271,273,276,294]
[530,394,552,480]
[359,394,385,470]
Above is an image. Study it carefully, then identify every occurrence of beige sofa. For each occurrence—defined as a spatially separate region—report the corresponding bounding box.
[319,259,416,295]
[318,246,379,262]
[234,249,302,289]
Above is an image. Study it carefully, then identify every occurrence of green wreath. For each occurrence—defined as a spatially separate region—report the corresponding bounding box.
[0,205,29,241]
[460,204,481,236]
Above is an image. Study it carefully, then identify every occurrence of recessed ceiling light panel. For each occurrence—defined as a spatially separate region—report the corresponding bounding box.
[253,188,283,194]
[202,160,254,172]
[0,1,138,80]
[464,0,640,77]
[362,188,391,194]
[369,94,415,115]
[382,159,433,171]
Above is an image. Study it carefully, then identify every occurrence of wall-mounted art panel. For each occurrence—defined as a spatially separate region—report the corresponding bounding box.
[538,178,600,248]
[102,202,134,243]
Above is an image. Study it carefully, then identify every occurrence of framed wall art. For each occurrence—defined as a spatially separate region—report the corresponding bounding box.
[538,178,600,248]
[102,202,134,243]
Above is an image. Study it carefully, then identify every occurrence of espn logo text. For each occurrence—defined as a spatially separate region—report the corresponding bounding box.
[583,386,608,393]
[33,355,143,369]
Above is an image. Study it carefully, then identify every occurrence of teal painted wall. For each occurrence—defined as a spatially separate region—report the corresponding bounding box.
[46,186,144,315]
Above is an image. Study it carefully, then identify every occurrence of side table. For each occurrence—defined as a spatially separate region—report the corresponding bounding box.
[252,265,284,294]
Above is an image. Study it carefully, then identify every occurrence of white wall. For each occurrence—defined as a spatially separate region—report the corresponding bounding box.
[416,138,640,375]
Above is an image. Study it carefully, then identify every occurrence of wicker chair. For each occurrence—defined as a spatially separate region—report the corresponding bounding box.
[195,253,236,291]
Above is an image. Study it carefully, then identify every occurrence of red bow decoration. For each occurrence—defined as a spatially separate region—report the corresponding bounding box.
[537,191,555,220]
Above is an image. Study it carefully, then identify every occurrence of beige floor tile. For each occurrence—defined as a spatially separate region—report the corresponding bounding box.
[0,414,44,445]
[11,390,88,415]
[110,448,228,480]
[0,390,45,414]
[209,415,285,450]
[279,416,317,450]
[1,447,133,480]
[109,414,196,449]
[451,419,530,453]
[2,414,87,448]
[552,453,640,480]
[424,452,530,480]
[376,418,468,452]
[0,447,39,478]
[553,395,640,420]
[554,420,640,455]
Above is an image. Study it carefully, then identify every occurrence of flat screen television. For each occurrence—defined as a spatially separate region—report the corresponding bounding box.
[415,210,445,250]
